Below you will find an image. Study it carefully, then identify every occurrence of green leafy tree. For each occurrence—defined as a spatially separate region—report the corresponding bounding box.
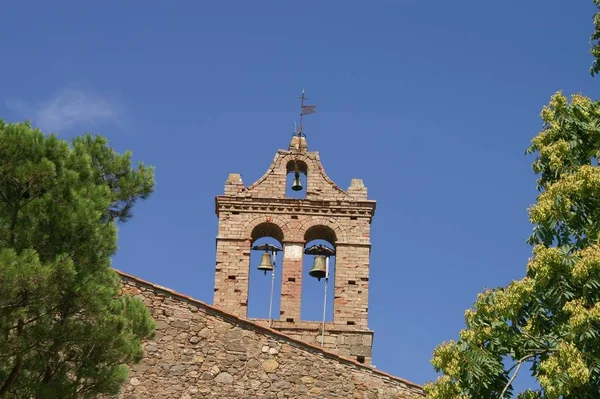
[0,121,155,398]
[426,4,600,398]
[590,0,600,76]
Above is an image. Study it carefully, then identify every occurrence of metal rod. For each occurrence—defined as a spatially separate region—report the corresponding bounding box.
[321,279,327,347]
[321,256,330,347]
[298,89,305,137]
[268,252,276,327]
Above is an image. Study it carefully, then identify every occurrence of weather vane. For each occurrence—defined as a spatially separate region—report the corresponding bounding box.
[296,89,316,137]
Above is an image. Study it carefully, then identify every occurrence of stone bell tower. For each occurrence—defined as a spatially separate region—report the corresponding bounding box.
[213,129,377,364]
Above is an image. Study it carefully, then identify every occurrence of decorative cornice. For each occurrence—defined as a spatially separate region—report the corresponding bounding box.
[215,236,250,242]
[335,241,372,248]
[215,196,376,219]
[215,237,372,248]
[259,319,375,334]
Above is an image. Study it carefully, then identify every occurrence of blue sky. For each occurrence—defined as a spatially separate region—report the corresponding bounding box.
[2,0,600,389]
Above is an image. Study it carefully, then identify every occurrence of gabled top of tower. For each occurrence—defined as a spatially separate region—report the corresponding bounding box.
[223,134,370,202]
[223,91,371,203]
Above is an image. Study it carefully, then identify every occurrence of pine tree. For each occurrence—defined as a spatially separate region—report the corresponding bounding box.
[0,121,155,398]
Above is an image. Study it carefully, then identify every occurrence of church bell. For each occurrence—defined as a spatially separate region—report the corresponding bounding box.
[257,252,273,275]
[291,171,303,191]
[308,255,327,281]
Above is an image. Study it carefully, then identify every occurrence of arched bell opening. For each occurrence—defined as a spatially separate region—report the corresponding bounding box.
[301,225,337,322]
[285,159,308,199]
[248,222,284,320]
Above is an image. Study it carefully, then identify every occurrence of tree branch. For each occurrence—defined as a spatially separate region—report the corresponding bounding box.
[0,188,8,203]
[515,327,555,351]
[0,319,24,397]
[0,293,55,311]
[501,354,537,399]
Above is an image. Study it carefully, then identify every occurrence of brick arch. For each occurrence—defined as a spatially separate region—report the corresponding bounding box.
[304,224,337,245]
[243,152,351,199]
[279,152,349,197]
[296,217,347,244]
[244,153,298,192]
[244,214,291,243]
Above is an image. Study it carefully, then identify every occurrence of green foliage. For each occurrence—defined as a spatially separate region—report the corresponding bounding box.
[425,92,600,398]
[0,121,155,398]
[426,3,600,396]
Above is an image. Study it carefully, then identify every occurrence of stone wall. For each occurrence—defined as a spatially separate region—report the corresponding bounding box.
[118,272,424,399]
[251,320,374,365]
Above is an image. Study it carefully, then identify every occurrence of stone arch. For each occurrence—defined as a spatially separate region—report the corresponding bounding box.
[245,153,309,192]
[286,159,308,174]
[297,217,347,244]
[244,214,291,242]
[304,225,337,245]
[299,220,341,323]
[243,151,351,200]
[251,222,284,245]
[280,152,348,197]
[285,159,309,198]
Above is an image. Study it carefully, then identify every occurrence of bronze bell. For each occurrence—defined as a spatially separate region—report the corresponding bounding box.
[257,252,273,275]
[308,255,327,281]
[291,172,303,191]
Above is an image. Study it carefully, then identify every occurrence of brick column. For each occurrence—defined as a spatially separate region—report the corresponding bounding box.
[279,242,304,322]
[213,237,251,317]
[333,243,370,327]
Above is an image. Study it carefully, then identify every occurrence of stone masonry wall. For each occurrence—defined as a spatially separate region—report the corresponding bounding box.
[119,273,424,399]
[252,320,374,365]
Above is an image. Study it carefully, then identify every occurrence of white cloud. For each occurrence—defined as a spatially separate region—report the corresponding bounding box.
[6,89,123,133]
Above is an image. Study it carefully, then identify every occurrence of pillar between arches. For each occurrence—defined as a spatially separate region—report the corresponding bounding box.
[279,241,304,322]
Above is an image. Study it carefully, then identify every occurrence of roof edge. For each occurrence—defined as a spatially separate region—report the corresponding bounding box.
[114,268,423,391]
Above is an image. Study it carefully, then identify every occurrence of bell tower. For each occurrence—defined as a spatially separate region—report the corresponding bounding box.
[213,103,377,364]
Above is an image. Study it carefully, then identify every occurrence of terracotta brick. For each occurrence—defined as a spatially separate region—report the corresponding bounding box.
[214,136,377,363]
